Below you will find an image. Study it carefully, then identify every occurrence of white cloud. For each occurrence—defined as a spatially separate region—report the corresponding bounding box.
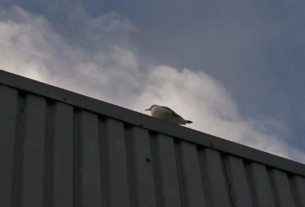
[1,6,304,163]
[132,66,305,162]
[0,6,143,104]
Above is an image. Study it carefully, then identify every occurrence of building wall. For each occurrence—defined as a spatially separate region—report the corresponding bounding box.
[0,70,305,207]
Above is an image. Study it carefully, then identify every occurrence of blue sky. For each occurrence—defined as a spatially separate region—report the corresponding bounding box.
[0,1,305,162]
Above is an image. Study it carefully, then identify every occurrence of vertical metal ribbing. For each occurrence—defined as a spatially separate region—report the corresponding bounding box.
[290,176,305,207]
[43,100,55,207]
[245,162,275,207]
[224,155,253,207]
[0,86,18,207]
[76,110,102,207]
[73,108,81,207]
[175,141,206,207]
[269,169,296,207]
[151,134,182,207]
[103,119,130,207]
[52,102,74,207]
[125,126,156,207]
[11,91,26,207]
[98,117,109,207]
[198,148,231,207]
[21,94,47,207]
[1,80,305,207]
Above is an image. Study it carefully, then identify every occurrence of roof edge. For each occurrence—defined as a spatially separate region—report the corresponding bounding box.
[1,69,304,176]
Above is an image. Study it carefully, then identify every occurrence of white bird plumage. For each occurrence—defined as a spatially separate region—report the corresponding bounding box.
[145,105,193,125]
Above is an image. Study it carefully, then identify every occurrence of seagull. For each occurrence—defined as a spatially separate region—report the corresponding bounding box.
[145,105,193,125]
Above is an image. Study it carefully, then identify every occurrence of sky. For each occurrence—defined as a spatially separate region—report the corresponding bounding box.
[0,1,304,163]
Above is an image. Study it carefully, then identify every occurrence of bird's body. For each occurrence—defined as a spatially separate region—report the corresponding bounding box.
[145,105,192,125]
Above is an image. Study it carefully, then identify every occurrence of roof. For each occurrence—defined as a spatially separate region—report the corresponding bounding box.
[0,69,305,207]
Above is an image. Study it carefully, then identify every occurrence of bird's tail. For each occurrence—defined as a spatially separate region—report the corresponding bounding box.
[186,120,193,124]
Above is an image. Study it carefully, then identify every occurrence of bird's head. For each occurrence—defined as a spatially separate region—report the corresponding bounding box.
[145,104,157,111]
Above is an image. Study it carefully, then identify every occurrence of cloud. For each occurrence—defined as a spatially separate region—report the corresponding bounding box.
[0,6,143,104]
[133,66,305,162]
[1,6,304,163]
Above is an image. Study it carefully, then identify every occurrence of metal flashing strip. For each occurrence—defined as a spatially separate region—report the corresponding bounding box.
[0,69,305,176]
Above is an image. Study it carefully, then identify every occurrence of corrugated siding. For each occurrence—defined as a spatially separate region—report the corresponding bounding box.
[1,73,305,207]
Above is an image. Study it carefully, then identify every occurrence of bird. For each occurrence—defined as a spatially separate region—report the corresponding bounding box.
[145,104,193,125]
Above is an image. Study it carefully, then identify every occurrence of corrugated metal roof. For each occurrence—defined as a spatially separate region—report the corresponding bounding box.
[0,70,305,207]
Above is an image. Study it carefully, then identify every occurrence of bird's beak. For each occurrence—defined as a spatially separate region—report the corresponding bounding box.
[145,108,150,111]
